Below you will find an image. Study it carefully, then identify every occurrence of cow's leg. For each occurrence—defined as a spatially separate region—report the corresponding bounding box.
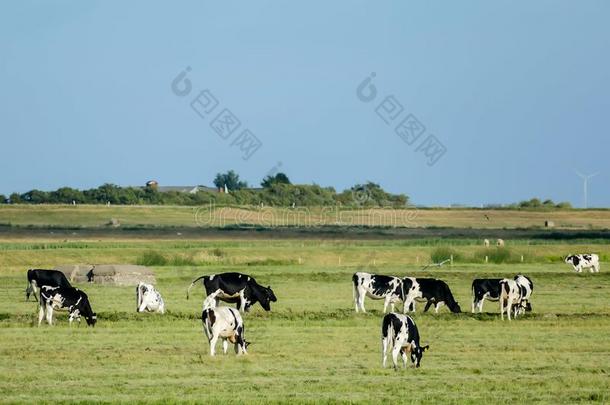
[435,302,444,313]
[402,298,412,314]
[381,338,388,368]
[46,305,54,326]
[500,297,505,320]
[471,299,476,313]
[38,304,45,326]
[423,301,433,313]
[383,296,393,313]
[222,339,229,355]
[478,299,485,313]
[30,283,40,302]
[138,301,148,313]
[391,342,402,370]
[400,349,408,368]
[209,334,218,356]
[353,285,360,313]
[358,289,366,313]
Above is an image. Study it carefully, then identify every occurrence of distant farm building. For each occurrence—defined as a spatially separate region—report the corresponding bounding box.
[145,181,217,194]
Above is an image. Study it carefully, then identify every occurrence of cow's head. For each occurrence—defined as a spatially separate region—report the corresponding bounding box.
[86,313,97,327]
[252,285,277,311]
[564,255,575,265]
[449,302,461,313]
[409,343,429,368]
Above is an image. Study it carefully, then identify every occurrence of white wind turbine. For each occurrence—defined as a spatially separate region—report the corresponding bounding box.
[575,170,598,209]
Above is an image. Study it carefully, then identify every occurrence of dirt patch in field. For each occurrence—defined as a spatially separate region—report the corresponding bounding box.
[55,264,156,286]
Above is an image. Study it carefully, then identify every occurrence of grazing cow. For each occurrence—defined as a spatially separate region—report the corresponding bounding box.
[26,269,72,302]
[564,254,600,273]
[352,272,404,313]
[499,278,522,321]
[514,274,534,315]
[483,239,490,247]
[381,312,429,369]
[402,278,461,314]
[471,278,503,313]
[201,306,249,356]
[187,272,277,312]
[136,282,165,314]
[497,239,505,247]
[472,275,534,315]
[38,285,97,326]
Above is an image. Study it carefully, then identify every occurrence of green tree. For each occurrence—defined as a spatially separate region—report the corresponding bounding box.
[213,170,248,191]
[21,189,49,204]
[0,194,6,204]
[9,193,22,204]
[261,172,291,188]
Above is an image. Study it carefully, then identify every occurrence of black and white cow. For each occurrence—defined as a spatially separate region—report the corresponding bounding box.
[187,272,277,312]
[499,278,522,321]
[38,285,97,326]
[201,306,249,356]
[565,254,600,273]
[471,278,503,313]
[472,275,534,314]
[381,312,429,369]
[26,269,72,302]
[514,274,534,315]
[136,282,165,314]
[402,277,461,314]
[352,272,404,313]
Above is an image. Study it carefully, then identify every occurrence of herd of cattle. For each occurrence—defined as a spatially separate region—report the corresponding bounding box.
[24,252,600,369]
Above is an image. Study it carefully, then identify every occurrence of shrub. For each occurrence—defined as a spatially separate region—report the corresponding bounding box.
[430,247,460,263]
[210,248,225,257]
[136,250,167,266]
[474,247,513,264]
[168,253,196,266]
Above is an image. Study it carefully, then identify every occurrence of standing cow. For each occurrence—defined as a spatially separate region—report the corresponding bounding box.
[472,275,534,314]
[26,269,72,301]
[499,278,523,321]
[402,278,461,314]
[38,285,97,327]
[136,282,165,314]
[187,272,277,312]
[471,278,503,313]
[201,306,249,356]
[381,312,429,369]
[352,272,404,313]
[564,254,600,273]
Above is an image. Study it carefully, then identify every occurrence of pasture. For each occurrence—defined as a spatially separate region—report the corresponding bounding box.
[1,239,609,403]
[2,204,610,229]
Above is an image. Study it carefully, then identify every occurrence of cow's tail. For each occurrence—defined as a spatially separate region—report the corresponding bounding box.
[201,308,214,338]
[186,276,206,300]
[351,273,358,301]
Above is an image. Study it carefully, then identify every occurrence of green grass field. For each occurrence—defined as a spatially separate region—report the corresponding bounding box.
[1,239,609,403]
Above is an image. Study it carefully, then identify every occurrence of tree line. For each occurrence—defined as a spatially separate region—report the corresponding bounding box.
[0,171,408,208]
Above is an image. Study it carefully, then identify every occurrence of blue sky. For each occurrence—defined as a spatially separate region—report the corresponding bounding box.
[1,1,609,207]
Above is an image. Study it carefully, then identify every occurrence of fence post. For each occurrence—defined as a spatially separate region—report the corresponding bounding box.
[485,256,488,263]
[521,255,524,263]
[450,254,454,267]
